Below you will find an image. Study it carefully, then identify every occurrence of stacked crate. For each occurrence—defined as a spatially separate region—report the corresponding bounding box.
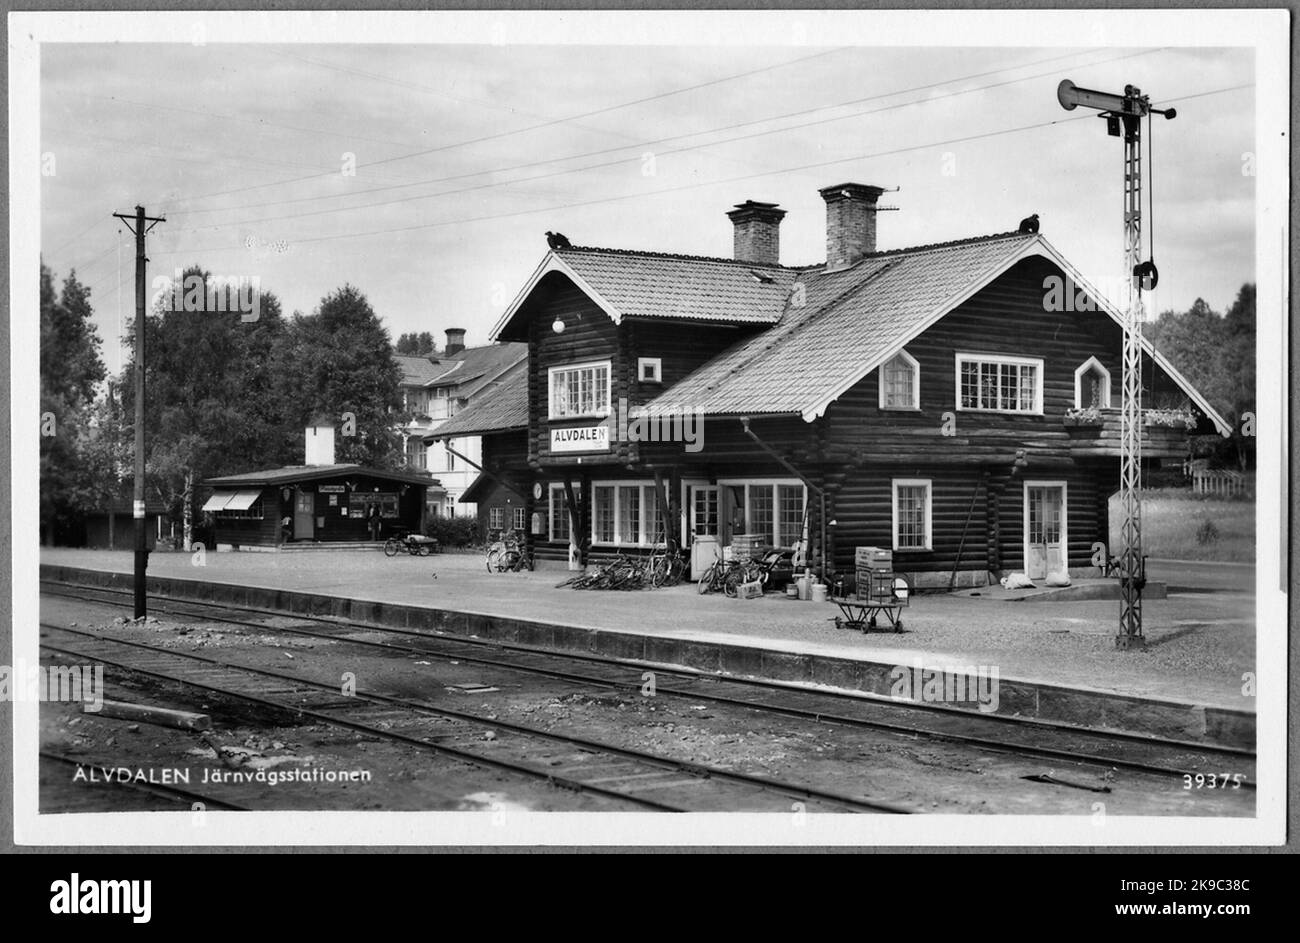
[729,533,766,562]
[855,546,893,602]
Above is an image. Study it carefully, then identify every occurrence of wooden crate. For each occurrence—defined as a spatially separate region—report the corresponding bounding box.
[855,546,893,569]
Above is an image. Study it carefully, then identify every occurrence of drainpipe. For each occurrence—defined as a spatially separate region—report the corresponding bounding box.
[738,417,828,581]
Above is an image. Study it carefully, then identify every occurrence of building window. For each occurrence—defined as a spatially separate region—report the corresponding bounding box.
[637,357,662,383]
[956,354,1043,414]
[548,360,611,419]
[590,481,672,547]
[549,484,570,543]
[892,479,932,551]
[488,507,504,531]
[443,440,456,472]
[512,506,527,532]
[879,350,920,410]
[216,499,264,521]
[721,480,806,548]
[1074,356,1112,408]
[404,437,426,470]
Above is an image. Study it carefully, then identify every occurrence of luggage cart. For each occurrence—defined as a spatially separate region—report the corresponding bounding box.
[831,571,910,632]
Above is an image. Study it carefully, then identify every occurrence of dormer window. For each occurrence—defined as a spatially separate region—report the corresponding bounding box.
[1074,357,1112,408]
[637,357,662,383]
[879,350,920,410]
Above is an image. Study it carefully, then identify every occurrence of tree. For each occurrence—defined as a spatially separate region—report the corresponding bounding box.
[278,284,405,468]
[1146,285,1255,471]
[40,262,108,544]
[120,265,289,548]
[395,331,438,356]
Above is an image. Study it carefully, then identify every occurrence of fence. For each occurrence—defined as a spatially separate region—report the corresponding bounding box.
[1191,467,1251,498]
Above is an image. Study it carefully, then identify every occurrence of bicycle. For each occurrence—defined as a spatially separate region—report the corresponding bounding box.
[697,556,761,597]
[486,529,533,572]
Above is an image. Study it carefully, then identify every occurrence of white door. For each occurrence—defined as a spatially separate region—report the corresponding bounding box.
[1025,484,1065,580]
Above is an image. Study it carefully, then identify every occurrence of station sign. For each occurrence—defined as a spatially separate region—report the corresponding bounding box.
[550,424,610,454]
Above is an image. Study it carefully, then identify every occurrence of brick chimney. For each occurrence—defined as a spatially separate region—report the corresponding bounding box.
[726,200,786,266]
[444,328,466,356]
[819,183,887,270]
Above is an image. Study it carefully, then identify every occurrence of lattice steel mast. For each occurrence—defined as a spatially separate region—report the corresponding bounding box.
[1057,81,1175,650]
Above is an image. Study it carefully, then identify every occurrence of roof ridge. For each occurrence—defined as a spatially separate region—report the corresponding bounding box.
[556,245,793,269]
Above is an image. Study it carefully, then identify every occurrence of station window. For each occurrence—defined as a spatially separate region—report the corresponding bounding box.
[548,360,611,419]
[879,350,920,410]
[216,499,264,521]
[957,354,1043,414]
[488,506,504,531]
[592,482,670,547]
[892,479,932,551]
[512,506,527,532]
[720,480,806,548]
[549,484,570,543]
[637,357,662,383]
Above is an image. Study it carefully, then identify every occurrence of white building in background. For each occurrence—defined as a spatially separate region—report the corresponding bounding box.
[397,328,527,518]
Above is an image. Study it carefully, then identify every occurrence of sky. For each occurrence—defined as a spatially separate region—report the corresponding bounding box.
[40,41,1256,377]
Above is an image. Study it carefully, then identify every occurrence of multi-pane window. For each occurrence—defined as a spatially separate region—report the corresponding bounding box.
[692,488,719,537]
[217,499,264,520]
[777,485,805,546]
[404,437,426,470]
[488,507,504,531]
[957,355,1042,413]
[880,351,919,409]
[549,485,570,543]
[548,361,611,419]
[512,507,527,532]
[617,487,641,544]
[892,480,932,551]
[722,481,806,547]
[593,485,615,543]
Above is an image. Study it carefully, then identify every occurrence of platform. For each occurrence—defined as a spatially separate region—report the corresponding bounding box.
[37,549,1256,748]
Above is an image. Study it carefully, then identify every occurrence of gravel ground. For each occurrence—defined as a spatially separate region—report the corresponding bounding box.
[39,548,1258,708]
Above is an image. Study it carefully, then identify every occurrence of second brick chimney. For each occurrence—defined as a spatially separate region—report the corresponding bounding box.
[726,200,787,266]
[444,328,466,356]
[819,183,887,270]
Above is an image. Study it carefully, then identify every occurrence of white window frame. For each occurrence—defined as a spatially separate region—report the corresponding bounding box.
[488,506,504,531]
[717,478,808,548]
[891,478,933,552]
[548,484,571,543]
[591,480,673,548]
[637,357,663,383]
[1073,356,1112,409]
[954,352,1045,415]
[878,349,920,410]
[548,359,612,420]
[512,506,527,532]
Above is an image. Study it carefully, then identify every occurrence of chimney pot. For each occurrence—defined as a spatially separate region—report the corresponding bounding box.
[726,200,787,266]
[444,328,466,356]
[819,182,886,270]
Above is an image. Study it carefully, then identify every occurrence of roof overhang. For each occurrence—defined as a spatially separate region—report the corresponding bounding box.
[800,235,1232,436]
[490,252,622,342]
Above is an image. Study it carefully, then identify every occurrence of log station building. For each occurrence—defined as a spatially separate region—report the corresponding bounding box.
[432,183,1227,587]
[202,422,441,550]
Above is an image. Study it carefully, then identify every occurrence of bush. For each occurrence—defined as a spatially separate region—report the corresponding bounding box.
[1195,519,1220,545]
[427,515,479,547]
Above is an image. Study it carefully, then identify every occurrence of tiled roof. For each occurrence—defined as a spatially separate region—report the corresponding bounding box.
[395,355,442,386]
[558,247,799,324]
[204,464,441,488]
[639,232,1037,420]
[426,361,528,437]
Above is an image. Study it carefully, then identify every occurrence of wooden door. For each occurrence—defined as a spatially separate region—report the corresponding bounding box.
[294,488,315,540]
[1025,484,1065,579]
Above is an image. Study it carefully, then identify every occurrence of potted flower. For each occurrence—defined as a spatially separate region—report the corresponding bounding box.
[1063,405,1104,431]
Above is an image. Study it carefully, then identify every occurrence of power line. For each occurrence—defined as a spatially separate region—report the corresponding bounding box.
[176,47,1129,220]
[166,46,851,207]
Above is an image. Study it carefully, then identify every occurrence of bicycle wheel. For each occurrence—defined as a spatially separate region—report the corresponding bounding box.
[503,549,522,571]
[486,548,504,572]
[418,544,432,557]
[383,538,401,557]
[698,563,716,594]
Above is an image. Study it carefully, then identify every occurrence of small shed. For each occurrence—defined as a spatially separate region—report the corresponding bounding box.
[202,464,443,549]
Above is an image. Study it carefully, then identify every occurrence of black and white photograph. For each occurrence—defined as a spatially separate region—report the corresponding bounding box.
[8,7,1290,853]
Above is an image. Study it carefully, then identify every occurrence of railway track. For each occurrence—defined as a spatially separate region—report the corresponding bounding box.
[40,579,1256,789]
[40,622,913,814]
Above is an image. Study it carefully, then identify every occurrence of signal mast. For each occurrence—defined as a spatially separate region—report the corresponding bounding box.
[1056,80,1176,650]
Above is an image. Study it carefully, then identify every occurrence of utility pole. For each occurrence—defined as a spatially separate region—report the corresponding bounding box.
[112,206,165,619]
[1057,81,1175,650]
